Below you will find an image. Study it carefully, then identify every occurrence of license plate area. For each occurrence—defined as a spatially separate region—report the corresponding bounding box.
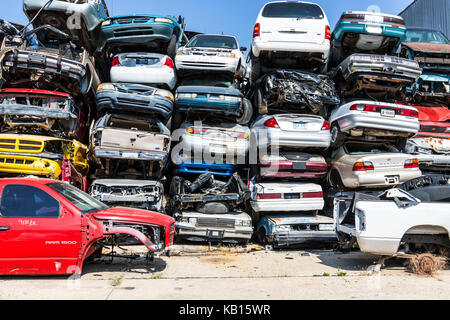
[385,175,399,184]
[292,162,307,170]
[207,230,224,239]
[381,109,396,117]
[294,122,307,129]
[284,193,300,199]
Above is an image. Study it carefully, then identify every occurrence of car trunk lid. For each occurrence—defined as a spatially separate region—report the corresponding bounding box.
[275,114,324,132]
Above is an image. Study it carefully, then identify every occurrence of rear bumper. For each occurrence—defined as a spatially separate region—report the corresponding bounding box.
[110,66,177,90]
[344,169,422,188]
[93,148,168,164]
[333,22,405,42]
[252,39,330,60]
[257,129,331,149]
[101,23,174,48]
[180,134,249,161]
[250,199,324,213]
[273,230,337,247]
[336,113,419,136]
[96,90,173,120]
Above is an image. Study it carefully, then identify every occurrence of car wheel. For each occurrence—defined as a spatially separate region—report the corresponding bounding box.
[250,56,261,85]
[236,98,253,125]
[329,170,345,191]
[167,34,178,59]
[330,123,345,148]
[256,87,268,115]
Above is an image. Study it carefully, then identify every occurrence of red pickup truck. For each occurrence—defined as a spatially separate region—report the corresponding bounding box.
[0,178,174,276]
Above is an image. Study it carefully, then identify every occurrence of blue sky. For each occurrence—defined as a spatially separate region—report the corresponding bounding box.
[4,0,412,48]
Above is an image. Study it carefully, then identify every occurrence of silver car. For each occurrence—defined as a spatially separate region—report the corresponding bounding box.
[328,141,422,189]
[90,179,164,212]
[172,121,250,165]
[250,114,331,153]
[175,211,253,243]
[329,100,420,148]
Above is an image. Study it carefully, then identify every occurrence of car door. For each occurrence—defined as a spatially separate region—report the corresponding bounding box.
[0,184,82,275]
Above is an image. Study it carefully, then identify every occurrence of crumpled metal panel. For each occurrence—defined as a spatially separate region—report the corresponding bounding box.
[256,70,340,114]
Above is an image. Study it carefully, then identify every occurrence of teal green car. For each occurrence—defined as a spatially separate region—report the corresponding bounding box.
[100,14,186,58]
[331,11,406,66]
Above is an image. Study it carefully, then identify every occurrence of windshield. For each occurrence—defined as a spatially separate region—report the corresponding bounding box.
[187,35,238,49]
[47,182,109,214]
[344,143,399,155]
[262,2,324,19]
[405,30,450,44]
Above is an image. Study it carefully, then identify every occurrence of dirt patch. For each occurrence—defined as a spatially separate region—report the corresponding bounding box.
[201,256,237,265]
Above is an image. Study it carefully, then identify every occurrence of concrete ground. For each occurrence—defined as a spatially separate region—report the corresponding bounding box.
[0,243,449,300]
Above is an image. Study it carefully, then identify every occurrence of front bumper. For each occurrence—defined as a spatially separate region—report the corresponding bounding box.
[0,154,61,178]
[96,90,173,120]
[176,222,253,242]
[336,112,419,136]
[176,98,242,117]
[273,230,337,247]
[251,39,330,60]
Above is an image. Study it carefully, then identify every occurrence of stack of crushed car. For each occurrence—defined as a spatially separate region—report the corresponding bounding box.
[0,0,448,269]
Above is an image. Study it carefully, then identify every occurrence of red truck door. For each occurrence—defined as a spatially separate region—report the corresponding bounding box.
[0,184,82,275]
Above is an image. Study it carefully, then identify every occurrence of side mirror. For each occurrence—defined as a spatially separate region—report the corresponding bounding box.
[240,47,247,52]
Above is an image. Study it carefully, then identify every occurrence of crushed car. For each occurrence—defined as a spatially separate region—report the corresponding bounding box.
[399,27,450,104]
[0,133,89,190]
[250,1,331,82]
[175,34,247,79]
[328,141,422,190]
[0,178,174,275]
[332,53,422,99]
[406,137,450,172]
[256,214,336,248]
[250,70,340,116]
[89,179,164,212]
[90,113,171,179]
[334,175,449,267]
[330,11,406,66]
[0,25,100,97]
[96,82,174,121]
[168,173,252,243]
[23,0,109,52]
[0,88,88,141]
[329,100,420,148]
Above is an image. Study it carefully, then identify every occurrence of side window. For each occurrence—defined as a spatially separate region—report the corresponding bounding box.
[0,185,60,218]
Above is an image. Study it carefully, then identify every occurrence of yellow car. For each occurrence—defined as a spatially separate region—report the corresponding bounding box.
[0,134,89,189]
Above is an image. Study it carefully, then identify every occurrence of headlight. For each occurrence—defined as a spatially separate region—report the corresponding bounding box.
[177,48,191,56]
[217,52,236,58]
[101,19,112,27]
[319,224,334,231]
[154,18,174,24]
[218,95,241,103]
[155,89,174,101]
[275,225,291,232]
[404,60,419,68]
[188,218,197,225]
[351,55,371,61]
[177,93,197,100]
[236,219,251,227]
[97,83,115,92]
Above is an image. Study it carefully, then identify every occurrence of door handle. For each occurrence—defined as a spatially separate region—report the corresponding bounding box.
[0,226,10,231]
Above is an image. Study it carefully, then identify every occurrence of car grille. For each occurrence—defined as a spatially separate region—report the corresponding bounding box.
[0,157,34,165]
[197,218,235,229]
[115,17,152,24]
[0,138,43,153]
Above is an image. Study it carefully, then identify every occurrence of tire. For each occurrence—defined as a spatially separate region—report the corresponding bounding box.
[250,56,261,85]
[329,170,345,191]
[256,87,268,115]
[330,123,345,149]
[167,34,178,59]
[236,98,253,125]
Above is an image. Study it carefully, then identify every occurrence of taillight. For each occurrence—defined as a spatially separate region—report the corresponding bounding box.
[353,162,374,171]
[383,16,405,26]
[253,23,260,38]
[303,192,323,198]
[350,104,377,112]
[163,57,174,69]
[111,56,120,67]
[186,127,206,135]
[399,109,419,118]
[325,25,331,40]
[321,120,330,130]
[341,13,365,21]
[257,193,281,200]
[404,159,419,168]
[264,117,279,128]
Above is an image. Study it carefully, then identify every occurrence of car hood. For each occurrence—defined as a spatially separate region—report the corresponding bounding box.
[177,86,242,97]
[91,207,173,226]
[416,105,450,122]
[403,42,450,54]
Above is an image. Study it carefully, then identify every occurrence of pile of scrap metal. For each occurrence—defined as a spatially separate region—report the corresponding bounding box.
[0,15,96,189]
[250,70,340,117]
[167,172,253,243]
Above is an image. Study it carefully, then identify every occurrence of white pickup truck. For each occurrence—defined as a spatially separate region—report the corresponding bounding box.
[334,174,450,271]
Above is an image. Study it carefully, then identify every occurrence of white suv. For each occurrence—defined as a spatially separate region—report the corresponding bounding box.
[250,1,331,82]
